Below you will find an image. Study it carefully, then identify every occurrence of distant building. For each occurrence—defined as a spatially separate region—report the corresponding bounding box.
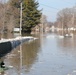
[50,26,55,32]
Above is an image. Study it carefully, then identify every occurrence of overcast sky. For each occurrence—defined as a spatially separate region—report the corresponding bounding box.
[38,0,76,22]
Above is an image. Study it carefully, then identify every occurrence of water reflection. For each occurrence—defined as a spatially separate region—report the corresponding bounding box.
[57,38,75,49]
[3,34,41,74]
[1,32,76,75]
[22,41,40,72]
[57,35,76,57]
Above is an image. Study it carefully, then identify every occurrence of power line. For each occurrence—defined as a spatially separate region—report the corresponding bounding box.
[62,0,75,5]
[39,3,60,10]
[39,0,76,11]
[41,9,59,14]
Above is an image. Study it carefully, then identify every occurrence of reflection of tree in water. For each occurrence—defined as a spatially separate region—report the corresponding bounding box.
[5,38,40,73]
[58,38,75,49]
[22,39,40,72]
[57,37,76,56]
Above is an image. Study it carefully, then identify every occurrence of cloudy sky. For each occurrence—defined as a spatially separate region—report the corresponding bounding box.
[38,0,76,22]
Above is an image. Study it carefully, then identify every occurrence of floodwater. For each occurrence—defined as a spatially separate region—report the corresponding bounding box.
[1,32,76,75]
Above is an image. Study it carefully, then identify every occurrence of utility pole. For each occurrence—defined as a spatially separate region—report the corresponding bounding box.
[40,15,43,34]
[20,2,22,36]
[19,1,23,75]
[72,11,74,27]
[41,15,44,34]
[72,8,76,30]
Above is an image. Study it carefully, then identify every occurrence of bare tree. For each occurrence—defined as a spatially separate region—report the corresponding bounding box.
[56,6,76,30]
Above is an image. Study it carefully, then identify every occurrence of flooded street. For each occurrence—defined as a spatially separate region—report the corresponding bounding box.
[0,0,76,75]
[1,33,76,75]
